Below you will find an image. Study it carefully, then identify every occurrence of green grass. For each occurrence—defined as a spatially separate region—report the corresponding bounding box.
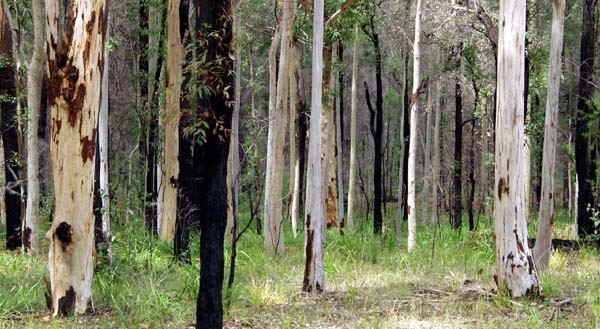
[1,206,599,328]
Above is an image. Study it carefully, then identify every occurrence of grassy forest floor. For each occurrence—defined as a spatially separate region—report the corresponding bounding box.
[1,207,599,328]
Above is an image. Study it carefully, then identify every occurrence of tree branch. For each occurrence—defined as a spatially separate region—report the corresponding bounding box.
[325,0,361,26]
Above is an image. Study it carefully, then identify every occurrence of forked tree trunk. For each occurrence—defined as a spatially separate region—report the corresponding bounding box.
[23,0,44,255]
[407,0,422,251]
[159,0,182,241]
[533,0,565,271]
[46,0,108,315]
[1,0,22,251]
[346,24,359,233]
[494,0,541,297]
[303,0,325,294]
[263,18,286,254]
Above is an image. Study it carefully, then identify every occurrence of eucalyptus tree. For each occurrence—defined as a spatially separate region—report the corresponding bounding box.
[493,0,541,297]
[45,0,108,315]
[533,0,565,271]
[23,0,44,256]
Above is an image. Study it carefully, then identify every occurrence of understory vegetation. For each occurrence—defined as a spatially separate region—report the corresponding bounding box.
[1,207,599,328]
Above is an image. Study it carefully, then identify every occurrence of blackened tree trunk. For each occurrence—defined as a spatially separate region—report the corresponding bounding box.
[575,0,598,238]
[402,51,410,223]
[453,72,463,230]
[179,0,234,327]
[364,17,383,235]
[0,1,22,250]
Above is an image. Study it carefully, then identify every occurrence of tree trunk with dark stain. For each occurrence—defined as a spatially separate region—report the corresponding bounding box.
[575,0,598,238]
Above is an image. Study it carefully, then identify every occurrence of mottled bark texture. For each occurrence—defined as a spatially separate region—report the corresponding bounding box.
[494,0,541,297]
[46,0,108,315]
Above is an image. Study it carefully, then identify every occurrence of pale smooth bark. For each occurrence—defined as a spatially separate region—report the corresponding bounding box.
[494,0,541,297]
[264,1,291,253]
[431,79,441,224]
[346,25,359,233]
[407,0,422,252]
[533,0,565,271]
[303,0,325,294]
[24,0,44,256]
[99,14,111,262]
[158,0,181,241]
[46,0,107,315]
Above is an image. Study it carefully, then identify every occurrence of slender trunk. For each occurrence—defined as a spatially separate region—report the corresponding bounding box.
[346,25,359,233]
[336,43,345,231]
[1,0,22,250]
[397,47,408,242]
[324,45,339,232]
[159,0,181,241]
[303,0,325,294]
[422,81,433,225]
[575,0,598,238]
[290,42,301,237]
[533,0,565,271]
[23,0,44,255]
[431,79,441,224]
[494,0,541,297]
[407,0,422,251]
[263,19,286,254]
[453,62,463,230]
[98,14,111,263]
[46,0,108,315]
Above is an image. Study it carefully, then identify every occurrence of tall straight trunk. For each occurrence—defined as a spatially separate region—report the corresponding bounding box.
[290,42,301,237]
[346,24,359,233]
[303,0,325,294]
[23,0,44,255]
[46,0,108,315]
[0,139,4,226]
[1,0,22,250]
[407,0,422,251]
[159,0,182,241]
[494,0,541,297]
[336,43,344,230]
[533,0,565,270]
[396,47,408,242]
[431,79,441,224]
[226,0,241,242]
[453,71,463,230]
[183,0,233,327]
[365,18,383,235]
[263,19,285,254]
[98,14,111,263]
[401,49,410,223]
[575,0,598,238]
[422,80,433,225]
[324,45,339,232]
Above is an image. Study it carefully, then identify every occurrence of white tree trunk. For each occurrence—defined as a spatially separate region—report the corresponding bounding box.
[99,14,111,263]
[431,79,441,224]
[533,0,565,271]
[264,0,292,253]
[346,25,359,233]
[494,0,541,297]
[303,0,325,294]
[24,0,44,256]
[158,0,182,241]
[407,0,422,252]
[46,0,107,315]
